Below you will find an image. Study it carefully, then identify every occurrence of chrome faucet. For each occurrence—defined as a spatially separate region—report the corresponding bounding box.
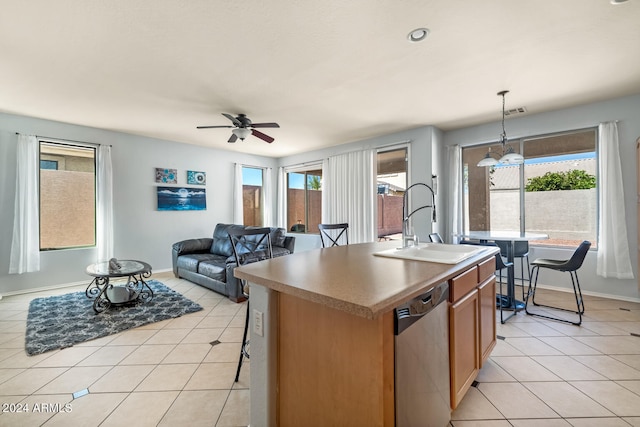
[402,183,437,249]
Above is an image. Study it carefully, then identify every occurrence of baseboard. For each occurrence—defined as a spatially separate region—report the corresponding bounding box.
[530,282,640,304]
[0,268,173,299]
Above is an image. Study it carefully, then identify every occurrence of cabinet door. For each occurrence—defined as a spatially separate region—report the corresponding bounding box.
[449,289,479,410]
[478,276,497,366]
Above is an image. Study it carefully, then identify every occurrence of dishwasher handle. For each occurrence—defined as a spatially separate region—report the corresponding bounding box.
[395,282,449,335]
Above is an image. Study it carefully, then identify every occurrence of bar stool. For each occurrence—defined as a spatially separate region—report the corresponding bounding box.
[495,253,515,324]
[458,240,515,323]
[525,241,591,326]
[228,227,274,382]
[429,233,443,243]
[318,223,349,247]
[495,240,530,301]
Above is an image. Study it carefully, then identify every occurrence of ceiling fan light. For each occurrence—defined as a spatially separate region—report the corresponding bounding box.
[232,128,252,140]
[477,152,499,167]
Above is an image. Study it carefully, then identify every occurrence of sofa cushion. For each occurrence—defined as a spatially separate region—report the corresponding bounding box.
[210,224,245,257]
[271,246,291,258]
[198,260,227,282]
[176,253,224,272]
[225,246,291,265]
[245,226,286,247]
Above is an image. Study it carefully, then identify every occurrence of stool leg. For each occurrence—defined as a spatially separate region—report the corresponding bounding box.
[235,300,250,382]
[525,266,539,311]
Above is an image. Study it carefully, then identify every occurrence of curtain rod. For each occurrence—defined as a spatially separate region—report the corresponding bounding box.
[282,139,412,170]
[15,132,111,147]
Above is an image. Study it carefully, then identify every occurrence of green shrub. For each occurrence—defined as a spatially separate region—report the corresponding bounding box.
[525,169,596,192]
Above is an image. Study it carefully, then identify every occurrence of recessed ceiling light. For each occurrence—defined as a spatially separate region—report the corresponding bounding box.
[407,28,430,43]
[610,0,629,4]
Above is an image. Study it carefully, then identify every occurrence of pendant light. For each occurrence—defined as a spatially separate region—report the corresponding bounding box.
[477,90,524,167]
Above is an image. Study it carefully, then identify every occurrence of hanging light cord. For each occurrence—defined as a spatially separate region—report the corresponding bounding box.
[499,91,507,148]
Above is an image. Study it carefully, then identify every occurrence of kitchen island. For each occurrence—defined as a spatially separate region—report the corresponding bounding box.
[234,240,499,426]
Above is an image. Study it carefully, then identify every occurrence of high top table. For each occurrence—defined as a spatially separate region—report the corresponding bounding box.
[459,231,548,318]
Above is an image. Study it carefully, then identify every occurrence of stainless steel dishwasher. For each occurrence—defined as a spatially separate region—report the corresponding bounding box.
[395,281,450,426]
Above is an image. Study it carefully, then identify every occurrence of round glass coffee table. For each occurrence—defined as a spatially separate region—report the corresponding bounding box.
[85,260,153,313]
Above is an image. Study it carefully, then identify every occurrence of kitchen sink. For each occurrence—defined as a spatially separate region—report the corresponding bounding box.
[374,243,488,264]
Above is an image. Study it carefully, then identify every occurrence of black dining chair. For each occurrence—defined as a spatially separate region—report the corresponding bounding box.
[318,223,349,247]
[525,241,591,326]
[228,227,274,382]
[495,240,530,301]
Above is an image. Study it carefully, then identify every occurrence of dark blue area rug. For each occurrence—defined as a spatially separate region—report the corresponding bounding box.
[25,280,202,356]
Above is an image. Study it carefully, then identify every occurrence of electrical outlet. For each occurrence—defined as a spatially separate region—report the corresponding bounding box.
[253,309,264,337]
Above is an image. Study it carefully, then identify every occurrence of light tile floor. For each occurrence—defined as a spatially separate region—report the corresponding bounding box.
[1,272,640,426]
[452,284,640,427]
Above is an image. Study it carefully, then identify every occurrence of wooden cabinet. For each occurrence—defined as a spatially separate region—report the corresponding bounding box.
[449,287,479,408]
[478,276,497,364]
[448,257,496,409]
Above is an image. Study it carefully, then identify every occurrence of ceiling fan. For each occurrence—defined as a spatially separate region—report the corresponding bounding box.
[197,113,280,143]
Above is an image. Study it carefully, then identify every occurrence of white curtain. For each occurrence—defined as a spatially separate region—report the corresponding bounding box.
[263,167,273,226]
[597,122,634,279]
[96,145,114,262]
[276,167,286,229]
[233,163,244,224]
[9,134,40,274]
[446,145,463,244]
[322,149,376,244]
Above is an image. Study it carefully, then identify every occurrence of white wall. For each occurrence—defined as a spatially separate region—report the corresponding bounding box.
[3,93,638,301]
[443,93,640,300]
[278,125,438,245]
[0,112,277,295]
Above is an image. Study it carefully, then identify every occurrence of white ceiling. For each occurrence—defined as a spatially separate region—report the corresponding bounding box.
[1,0,639,157]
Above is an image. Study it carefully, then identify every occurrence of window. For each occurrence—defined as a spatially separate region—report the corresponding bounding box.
[376,147,407,240]
[286,167,322,233]
[462,129,597,248]
[242,166,264,226]
[39,141,96,250]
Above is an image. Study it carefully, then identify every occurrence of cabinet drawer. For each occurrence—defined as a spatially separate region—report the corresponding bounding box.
[449,266,478,302]
[477,257,496,283]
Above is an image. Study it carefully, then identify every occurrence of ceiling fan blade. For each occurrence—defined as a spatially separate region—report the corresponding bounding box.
[250,122,280,129]
[222,113,242,127]
[196,125,233,129]
[228,133,238,143]
[252,129,274,143]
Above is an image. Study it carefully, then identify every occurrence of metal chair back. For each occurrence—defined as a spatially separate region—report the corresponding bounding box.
[318,223,349,247]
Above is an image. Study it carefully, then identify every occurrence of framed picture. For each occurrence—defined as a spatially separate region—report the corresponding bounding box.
[157,187,206,211]
[187,170,206,185]
[155,168,177,184]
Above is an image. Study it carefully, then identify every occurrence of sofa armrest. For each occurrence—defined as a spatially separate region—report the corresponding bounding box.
[283,235,296,253]
[172,238,213,276]
[173,238,213,255]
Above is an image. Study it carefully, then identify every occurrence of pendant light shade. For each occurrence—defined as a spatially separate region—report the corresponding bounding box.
[477,151,499,167]
[499,146,524,164]
[477,90,524,167]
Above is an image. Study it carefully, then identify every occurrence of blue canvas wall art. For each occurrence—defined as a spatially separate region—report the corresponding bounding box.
[157,187,206,211]
[187,170,206,185]
[156,168,177,184]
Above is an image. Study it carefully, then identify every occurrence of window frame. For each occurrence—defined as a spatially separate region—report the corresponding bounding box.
[38,139,97,251]
[241,165,266,227]
[461,127,598,248]
[284,162,323,234]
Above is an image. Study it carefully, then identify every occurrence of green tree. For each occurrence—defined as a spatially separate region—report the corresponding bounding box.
[525,169,595,192]
[308,175,321,190]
